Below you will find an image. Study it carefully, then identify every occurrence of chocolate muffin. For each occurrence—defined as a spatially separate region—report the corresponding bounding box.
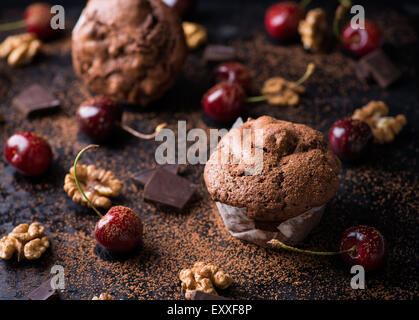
[204,116,341,223]
[72,0,187,106]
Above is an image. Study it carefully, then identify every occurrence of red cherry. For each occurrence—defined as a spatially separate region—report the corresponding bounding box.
[95,206,143,253]
[328,118,373,161]
[339,226,386,271]
[341,20,382,57]
[77,96,123,142]
[24,3,59,40]
[4,132,52,176]
[264,2,305,41]
[162,0,197,18]
[213,62,252,93]
[202,82,246,123]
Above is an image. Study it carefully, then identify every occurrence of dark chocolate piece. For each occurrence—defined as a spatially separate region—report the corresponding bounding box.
[143,167,196,209]
[189,290,232,300]
[203,45,237,63]
[355,49,401,88]
[27,279,58,300]
[131,164,179,187]
[13,85,60,117]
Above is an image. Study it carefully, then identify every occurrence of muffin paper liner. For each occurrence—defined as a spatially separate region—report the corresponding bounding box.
[214,117,325,246]
[215,202,325,246]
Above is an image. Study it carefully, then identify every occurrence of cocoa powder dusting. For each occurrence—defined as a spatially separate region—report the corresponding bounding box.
[0,2,418,299]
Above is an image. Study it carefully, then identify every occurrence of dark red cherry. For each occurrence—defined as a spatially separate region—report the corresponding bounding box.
[77,96,123,142]
[340,226,386,271]
[202,82,246,123]
[95,206,143,253]
[264,2,305,41]
[162,0,197,18]
[24,3,58,40]
[341,20,382,57]
[4,132,52,176]
[328,118,373,161]
[213,62,252,93]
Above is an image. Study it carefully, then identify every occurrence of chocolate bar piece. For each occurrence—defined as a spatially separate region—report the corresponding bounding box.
[203,45,237,63]
[13,85,60,117]
[356,49,401,88]
[189,290,232,300]
[144,167,196,209]
[27,279,58,300]
[131,164,179,187]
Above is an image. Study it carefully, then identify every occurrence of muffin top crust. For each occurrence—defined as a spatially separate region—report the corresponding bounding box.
[72,0,187,106]
[204,116,341,222]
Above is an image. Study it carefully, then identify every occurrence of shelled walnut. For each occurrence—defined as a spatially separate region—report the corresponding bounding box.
[0,222,50,261]
[64,164,122,209]
[352,101,407,144]
[261,77,305,107]
[298,8,328,52]
[92,293,114,300]
[182,21,207,50]
[179,262,233,300]
[0,33,42,67]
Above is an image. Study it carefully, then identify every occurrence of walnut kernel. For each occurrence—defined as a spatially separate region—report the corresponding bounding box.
[0,222,50,262]
[0,33,42,67]
[352,101,407,144]
[64,164,122,209]
[298,8,328,52]
[179,262,233,300]
[261,77,305,107]
[92,293,115,300]
[182,22,207,50]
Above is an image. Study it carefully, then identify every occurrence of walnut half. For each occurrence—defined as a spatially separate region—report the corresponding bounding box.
[352,101,407,144]
[0,222,50,262]
[179,262,233,300]
[92,293,114,300]
[0,33,42,67]
[261,77,305,107]
[64,164,122,209]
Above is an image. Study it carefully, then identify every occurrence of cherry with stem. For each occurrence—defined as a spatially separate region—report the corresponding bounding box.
[73,144,143,253]
[202,63,316,123]
[269,225,386,271]
[77,96,167,142]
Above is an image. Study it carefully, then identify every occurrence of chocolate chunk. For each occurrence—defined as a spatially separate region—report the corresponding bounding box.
[13,85,60,117]
[131,164,179,187]
[203,45,237,63]
[27,279,58,300]
[144,167,196,209]
[355,49,401,88]
[189,290,232,300]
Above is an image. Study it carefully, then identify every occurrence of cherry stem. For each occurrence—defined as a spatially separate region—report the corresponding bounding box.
[299,0,312,9]
[73,144,103,218]
[121,122,167,140]
[333,0,352,40]
[0,20,26,32]
[268,239,357,256]
[246,63,315,103]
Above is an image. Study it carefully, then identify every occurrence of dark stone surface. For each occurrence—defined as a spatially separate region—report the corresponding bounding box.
[0,0,418,300]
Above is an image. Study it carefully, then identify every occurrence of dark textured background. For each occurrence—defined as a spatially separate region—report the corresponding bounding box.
[0,0,418,300]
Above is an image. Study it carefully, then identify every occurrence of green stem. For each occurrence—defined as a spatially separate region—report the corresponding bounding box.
[268,239,357,256]
[0,20,26,32]
[246,63,315,103]
[299,0,312,9]
[333,0,352,41]
[121,122,167,140]
[73,144,103,218]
